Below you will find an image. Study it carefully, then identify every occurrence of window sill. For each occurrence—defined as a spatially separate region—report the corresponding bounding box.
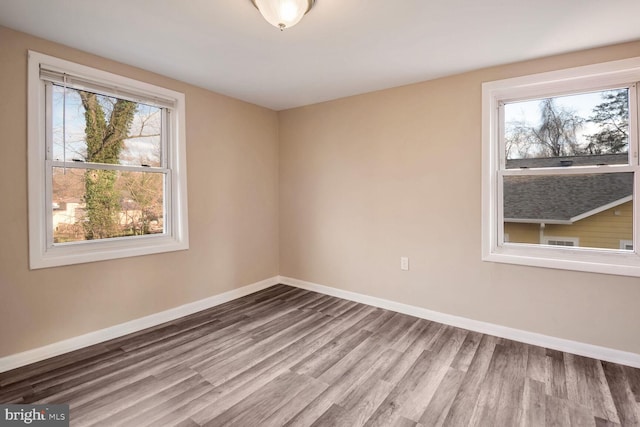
[30,234,189,269]
[483,244,640,277]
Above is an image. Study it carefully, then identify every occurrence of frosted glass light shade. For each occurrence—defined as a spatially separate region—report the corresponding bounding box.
[252,0,314,30]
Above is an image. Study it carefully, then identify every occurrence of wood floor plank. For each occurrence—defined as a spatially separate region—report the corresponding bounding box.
[260,375,328,426]
[0,342,114,387]
[115,381,213,427]
[173,418,200,427]
[595,417,622,427]
[339,376,395,427]
[322,299,359,318]
[466,343,511,426]
[234,300,299,332]
[362,309,396,333]
[72,365,197,425]
[602,361,640,425]
[292,329,372,378]
[366,327,467,425]
[0,381,32,404]
[450,331,482,373]
[316,336,385,386]
[208,305,371,396]
[155,376,271,426]
[418,367,465,426]
[91,374,212,427]
[194,307,379,425]
[13,348,127,394]
[71,375,160,423]
[521,378,546,427]
[203,370,315,426]
[565,353,594,410]
[360,362,435,427]
[248,308,315,342]
[380,321,444,385]
[284,363,377,425]
[285,333,402,425]
[299,294,334,311]
[309,296,344,313]
[199,311,330,385]
[526,344,547,383]
[280,288,314,302]
[33,319,241,404]
[441,334,498,426]
[567,401,598,427]
[374,313,421,348]
[545,394,572,425]
[186,334,256,373]
[118,324,184,352]
[392,416,420,427]
[587,359,622,424]
[1,284,638,427]
[308,403,349,427]
[493,340,528,426]
[545,350,568,399]
[623,365,640,402]
[389,318,431,353]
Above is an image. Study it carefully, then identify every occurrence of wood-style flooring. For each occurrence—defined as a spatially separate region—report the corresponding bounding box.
[1,284,639,426]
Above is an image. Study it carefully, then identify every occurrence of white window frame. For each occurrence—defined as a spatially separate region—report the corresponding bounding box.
[28,51,189,269]
[482,56,640,277]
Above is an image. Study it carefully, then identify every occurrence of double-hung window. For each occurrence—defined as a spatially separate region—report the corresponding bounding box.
[28,52,189,269]
[482,57,640,276]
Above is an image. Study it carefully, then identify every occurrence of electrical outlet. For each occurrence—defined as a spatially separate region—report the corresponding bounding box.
[400,257,409,271]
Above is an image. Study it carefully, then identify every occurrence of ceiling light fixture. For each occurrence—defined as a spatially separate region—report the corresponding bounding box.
[251,0,315,31]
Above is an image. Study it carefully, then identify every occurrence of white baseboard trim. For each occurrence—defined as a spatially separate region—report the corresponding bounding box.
[0,276,280,373]
[4,274,638,373]
[278,275,640,369]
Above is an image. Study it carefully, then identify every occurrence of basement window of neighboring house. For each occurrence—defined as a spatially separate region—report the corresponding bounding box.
[620,240,634,250]
[28,51,189,269]
[482,56,640,277]
[543,237,579,247]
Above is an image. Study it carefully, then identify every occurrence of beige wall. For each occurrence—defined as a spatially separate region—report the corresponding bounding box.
[279,41,640,354]
[2,24,640,360]
[0,26,279,357]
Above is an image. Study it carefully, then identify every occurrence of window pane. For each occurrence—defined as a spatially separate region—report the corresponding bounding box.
[503,172,633,250]
[52,85,162,167]
[52,167,165,243]
[504,89,629,169]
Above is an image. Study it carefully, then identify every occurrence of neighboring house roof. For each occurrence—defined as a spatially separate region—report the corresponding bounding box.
[504,153,632,223]
[53,198,83,204]
[506,153,627,169]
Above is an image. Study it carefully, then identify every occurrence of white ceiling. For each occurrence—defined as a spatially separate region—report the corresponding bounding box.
[1,0,640,110]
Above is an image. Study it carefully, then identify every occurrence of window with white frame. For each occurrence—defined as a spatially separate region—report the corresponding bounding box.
[482,57,640,277]
[28,51,189,269]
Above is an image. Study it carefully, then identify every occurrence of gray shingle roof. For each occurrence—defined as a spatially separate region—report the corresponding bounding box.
[504,154,632,222]
[506,153,628,169]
